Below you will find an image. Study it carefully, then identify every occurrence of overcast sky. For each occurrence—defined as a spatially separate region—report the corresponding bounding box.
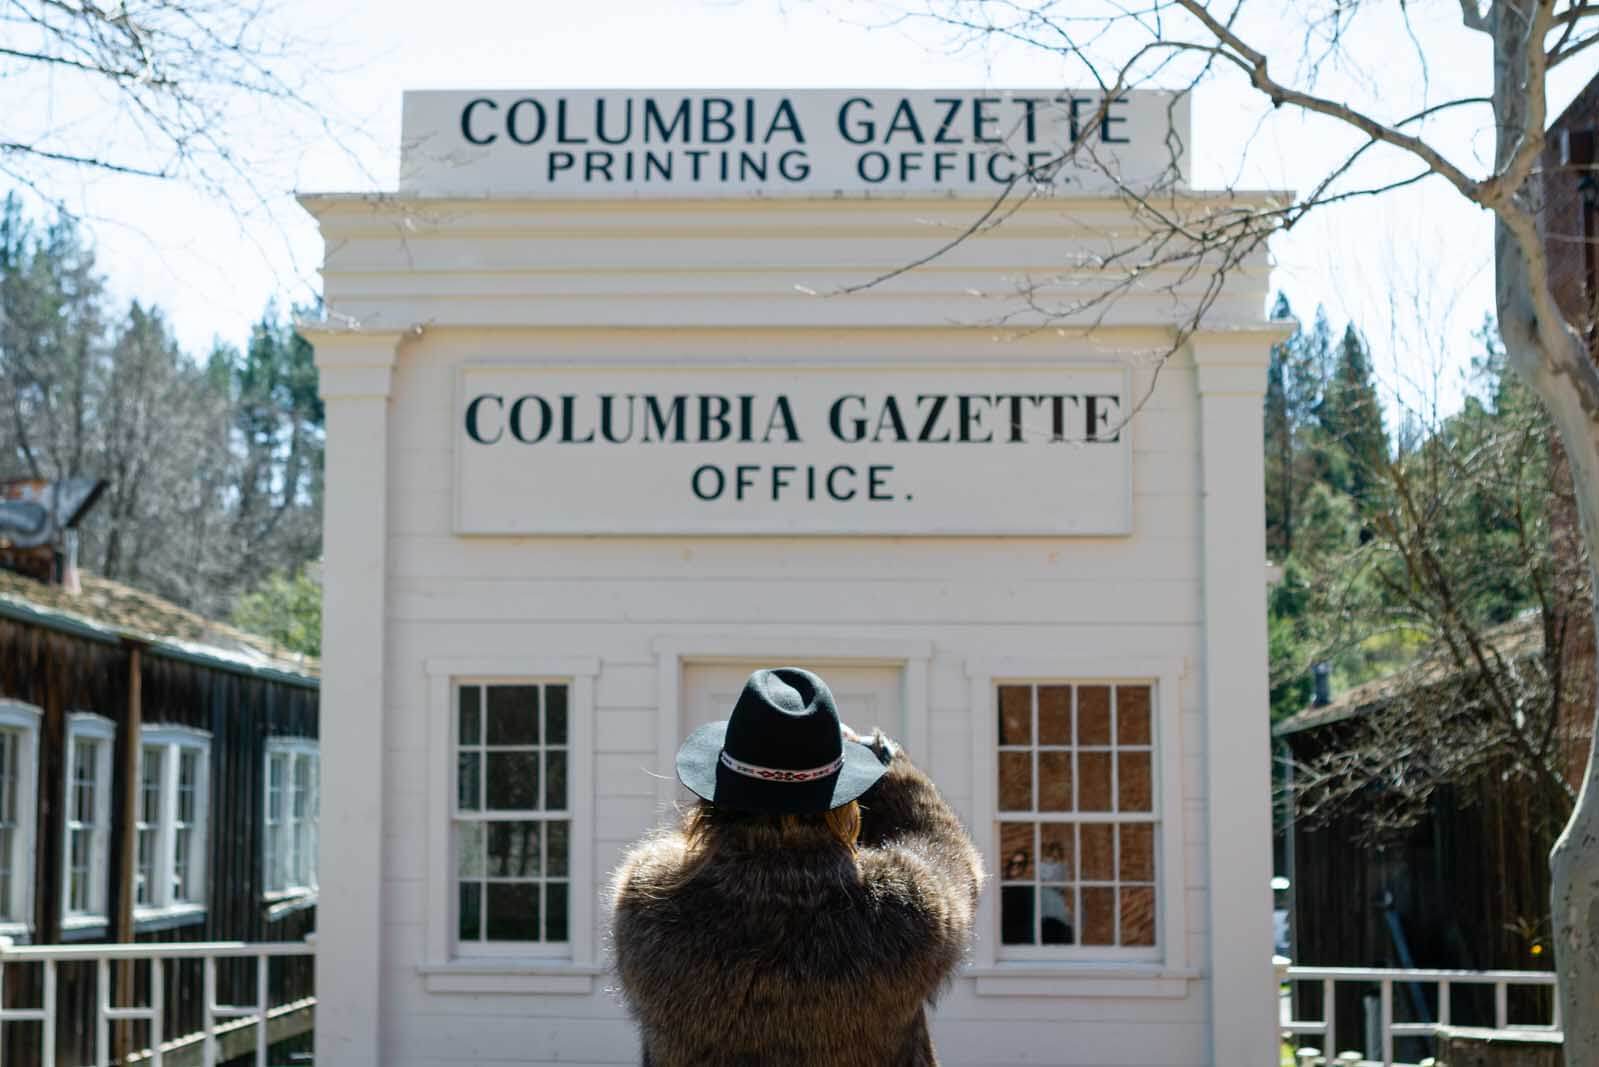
[22,0,1599,419]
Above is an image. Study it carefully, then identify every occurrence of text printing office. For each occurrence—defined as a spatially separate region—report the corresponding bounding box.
[302,90,1285,1066]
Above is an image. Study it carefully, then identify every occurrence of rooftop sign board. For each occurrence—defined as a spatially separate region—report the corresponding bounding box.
[400,89,1189,198]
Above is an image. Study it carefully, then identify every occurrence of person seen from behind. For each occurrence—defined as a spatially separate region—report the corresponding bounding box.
[609,666,984,1066]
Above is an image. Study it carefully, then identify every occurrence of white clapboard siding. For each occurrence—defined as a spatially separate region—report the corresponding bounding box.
[311,165,1279,1065]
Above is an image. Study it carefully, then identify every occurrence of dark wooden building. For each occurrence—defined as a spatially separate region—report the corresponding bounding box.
[1275,659,1563,1056]
[0,568,319,1064]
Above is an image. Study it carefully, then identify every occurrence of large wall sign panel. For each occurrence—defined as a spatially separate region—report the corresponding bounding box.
[454,363,1133,535]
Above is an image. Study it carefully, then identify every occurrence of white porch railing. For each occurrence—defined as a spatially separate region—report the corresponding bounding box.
[0,938,315,1067]
[1280,963,1560,1066]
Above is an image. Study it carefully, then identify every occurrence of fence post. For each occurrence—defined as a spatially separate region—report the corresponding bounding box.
[1322,978,1336,1057]
[1379,979,1394,1066]
[150,958,163,1067]
[41,960,55,1067]
[95,958,108,1067]
[256,953,269,1067]
[203,955,217,1067]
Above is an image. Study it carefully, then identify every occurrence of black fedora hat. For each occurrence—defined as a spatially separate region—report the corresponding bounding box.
[676,667,887,814]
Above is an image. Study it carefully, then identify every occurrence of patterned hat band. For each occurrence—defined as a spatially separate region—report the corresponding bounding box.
[719,750,844,783]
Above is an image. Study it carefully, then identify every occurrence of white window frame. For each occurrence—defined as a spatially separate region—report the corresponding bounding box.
[420,657,597,995]
[61,712,115,932]
[134,725,211,924]
[964,659,1194,997]
[0,701,42,935]
[263,737,319,900]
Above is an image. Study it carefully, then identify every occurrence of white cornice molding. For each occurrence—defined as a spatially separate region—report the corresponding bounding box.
[297,323,420,400]
[1187,326,1291,397]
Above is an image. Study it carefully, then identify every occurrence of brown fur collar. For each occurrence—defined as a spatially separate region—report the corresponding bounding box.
[609,753,983,1067]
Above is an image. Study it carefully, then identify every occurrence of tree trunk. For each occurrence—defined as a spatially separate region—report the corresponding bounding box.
[1515,324,1599,1058]
[1487,4,1599,1054]
[1497,224,1599,1059]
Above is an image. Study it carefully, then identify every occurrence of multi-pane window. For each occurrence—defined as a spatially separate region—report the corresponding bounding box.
[455,682,570,951]
[135,728,210,914]
[0,731,16,917]
[0,704,41,928]
[135,748,163,906]
[995,682,1158,954]
[264,739,318,895]
[63,714,115,921]
[174,750,199,900]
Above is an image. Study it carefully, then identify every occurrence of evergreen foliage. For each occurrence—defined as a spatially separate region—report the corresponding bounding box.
[0,194,323,633]
[1264,295,1577,728]
[231,566,322,658]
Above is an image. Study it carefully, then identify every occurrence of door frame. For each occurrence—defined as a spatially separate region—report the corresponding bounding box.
[650,635,932,814]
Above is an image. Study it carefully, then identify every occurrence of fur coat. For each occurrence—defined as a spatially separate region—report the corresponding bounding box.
[609,744,984,1067]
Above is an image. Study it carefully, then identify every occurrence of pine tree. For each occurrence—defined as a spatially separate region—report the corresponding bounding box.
[1265,293,1297,558]
[1321,324,1388,507]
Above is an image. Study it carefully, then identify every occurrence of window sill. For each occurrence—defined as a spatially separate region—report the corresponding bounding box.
[133,904,207,934]
[966,962,1201,998]
[418,960,600,995]
[264,890,317,921]
[60,915,108,942]
[0,922,31,944]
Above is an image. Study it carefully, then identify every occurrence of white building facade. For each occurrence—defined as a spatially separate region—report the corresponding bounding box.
[304,89,1285,1067]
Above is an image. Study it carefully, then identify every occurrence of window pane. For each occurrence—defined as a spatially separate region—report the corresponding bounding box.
[486,882,539,942]
[486,752,539,810]
[545,685,568,745]
[268,755,285,819]
[997,686,1031,745]
[290,756,309,819]
[1077,686,1111,745]
[137,829,156,905]
[487,685,539,746]
[1040,886,1073,945]
[141,748,163,823]
[73,740,99,823]
[1116,686,1152,745]
[1080,824,1114,881]
[547,820,569,878]
[545,882,569,942]
[1081,886,1115,945]
[173,827,191,899]
[1000,885,1035,944]
[999,822,1033,880]
[1038,686,1071,745]
[1078,752,1112,812]
[486,821,541,878]
[1119,823,1156,882]
[458,686,482,746]
[0,732,14,825]
[997,752,1032,811]
[1118,752,1153,812]
[264,829,281,893]
[1121,886,1156,946]
[178,751,199,823]
[544,751,566,811]
[458,881,481,941]
[457,753,481,811]
[1040,823,1074,881]
[293,820,310,886]
[1037,752,1072,811]
[457,823,485,877]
